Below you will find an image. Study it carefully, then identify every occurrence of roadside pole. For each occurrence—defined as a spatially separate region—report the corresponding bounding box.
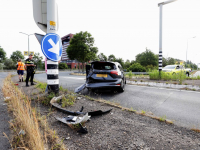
[158,4,163,79]
[46,0,59,94]
[158,0,177,79]
[33,0,61,94]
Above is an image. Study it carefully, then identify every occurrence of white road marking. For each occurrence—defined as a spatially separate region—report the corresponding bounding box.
[127,84,200,94]
[62,77,85,80]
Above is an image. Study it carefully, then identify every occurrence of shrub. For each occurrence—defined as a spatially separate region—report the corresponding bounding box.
[59,63,68,69]
[149,70,186,83]
[127,71,133,79]
[128,63,146,72]
[145,65,158,72]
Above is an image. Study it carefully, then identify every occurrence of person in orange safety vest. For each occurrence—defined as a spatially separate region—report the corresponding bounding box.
[16,59,26,82]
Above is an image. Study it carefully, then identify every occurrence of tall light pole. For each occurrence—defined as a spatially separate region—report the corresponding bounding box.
[186,36,196,67]
[19,32,34,55]
[158,0,177,76]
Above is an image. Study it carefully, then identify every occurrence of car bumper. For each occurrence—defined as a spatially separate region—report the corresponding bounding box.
[86,79,122,89]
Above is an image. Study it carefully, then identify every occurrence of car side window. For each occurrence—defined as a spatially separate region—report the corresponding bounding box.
[118,65,121,71]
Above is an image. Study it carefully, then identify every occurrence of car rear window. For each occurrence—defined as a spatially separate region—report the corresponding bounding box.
[93,62,116,70]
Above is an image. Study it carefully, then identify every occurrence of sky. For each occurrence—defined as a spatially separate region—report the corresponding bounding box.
[0,0,200,64]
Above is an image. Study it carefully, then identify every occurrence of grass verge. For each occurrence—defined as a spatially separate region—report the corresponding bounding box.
[3,75,66,150]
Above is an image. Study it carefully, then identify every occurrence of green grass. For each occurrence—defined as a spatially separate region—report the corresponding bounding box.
[159,116,166,122]
[149,70,187,84]
[41,92,55,105]
[141,110,146,115]
[125,73,149,79]
[129,107,136,112]
[35,81,47,93]
[59,86,68,93]
[60,94,76,108]
[186,75,200,80]
[127,71,133,79]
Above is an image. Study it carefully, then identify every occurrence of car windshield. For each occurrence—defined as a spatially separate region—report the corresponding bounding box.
[93,62,116,70]
[163,65,176,69]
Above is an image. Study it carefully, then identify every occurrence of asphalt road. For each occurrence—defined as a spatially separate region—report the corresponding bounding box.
[193,70,200,77]
[35,72,200,129]
[0,72,12,149]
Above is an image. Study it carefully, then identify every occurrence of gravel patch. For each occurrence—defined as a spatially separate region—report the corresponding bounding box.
[12,75,200,150]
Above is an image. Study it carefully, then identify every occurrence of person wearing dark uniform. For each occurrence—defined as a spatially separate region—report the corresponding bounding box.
[25,54,36,87]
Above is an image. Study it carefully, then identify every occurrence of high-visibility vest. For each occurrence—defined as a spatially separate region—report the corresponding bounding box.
[17,62,25,70]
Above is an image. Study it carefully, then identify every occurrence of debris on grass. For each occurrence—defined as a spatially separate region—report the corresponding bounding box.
[51,95,112,133]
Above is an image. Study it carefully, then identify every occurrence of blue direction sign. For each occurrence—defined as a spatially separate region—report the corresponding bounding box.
[41,33,62,61]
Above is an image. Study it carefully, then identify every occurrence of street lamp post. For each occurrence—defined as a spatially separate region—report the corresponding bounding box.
[186,36,196,67]
[19,32,34,55]
[158,0,178,76]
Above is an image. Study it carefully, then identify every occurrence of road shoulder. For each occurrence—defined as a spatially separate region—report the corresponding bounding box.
[11,75,200,149]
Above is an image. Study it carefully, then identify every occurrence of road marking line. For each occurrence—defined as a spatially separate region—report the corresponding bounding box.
[127,84,200,94]
[62,77,84,80]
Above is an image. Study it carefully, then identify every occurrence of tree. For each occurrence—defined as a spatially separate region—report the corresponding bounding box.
[10,50,24,63]
[162,57,168,67]
[66,31,98,72]
[4,59,16,69]
[32,53,43,69]
[136,48,158,67]
[124,59,131,69]
[128,63,146,72]
[59,63,68,69]
[130,60,136,65]
[108,54,116,61]
[0,46,6,63]
[167,57,175,65]
[115,58,125,68]
[98,53,107,61]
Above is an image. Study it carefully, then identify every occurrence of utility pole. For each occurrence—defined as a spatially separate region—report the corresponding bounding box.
[158,0,177,78]
[19,32,34,56]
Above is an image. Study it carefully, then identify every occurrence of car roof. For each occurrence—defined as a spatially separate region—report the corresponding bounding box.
[91,61,119,64]
[91,61,121,68]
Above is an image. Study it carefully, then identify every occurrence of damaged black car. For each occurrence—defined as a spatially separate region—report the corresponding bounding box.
[84,61,126,92]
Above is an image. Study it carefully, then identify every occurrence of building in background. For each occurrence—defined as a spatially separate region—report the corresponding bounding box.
[61,33,85,69]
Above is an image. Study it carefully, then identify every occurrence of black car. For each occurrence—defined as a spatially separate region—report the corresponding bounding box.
[85,61,126,92]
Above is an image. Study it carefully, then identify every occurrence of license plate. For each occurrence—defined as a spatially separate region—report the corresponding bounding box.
[96,74,107,78]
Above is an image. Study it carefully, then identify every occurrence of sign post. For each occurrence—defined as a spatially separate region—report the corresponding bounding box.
[33,0,60,94]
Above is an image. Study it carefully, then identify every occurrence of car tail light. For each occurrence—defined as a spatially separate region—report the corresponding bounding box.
[111,71,118,75]
[116,84,121,86]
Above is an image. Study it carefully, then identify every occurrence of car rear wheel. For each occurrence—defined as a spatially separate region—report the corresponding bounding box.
[118,80,125,92]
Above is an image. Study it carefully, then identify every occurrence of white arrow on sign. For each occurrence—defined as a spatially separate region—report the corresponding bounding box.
[48,38,60,55]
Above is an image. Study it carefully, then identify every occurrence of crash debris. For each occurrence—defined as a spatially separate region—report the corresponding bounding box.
[51,95,112,134]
